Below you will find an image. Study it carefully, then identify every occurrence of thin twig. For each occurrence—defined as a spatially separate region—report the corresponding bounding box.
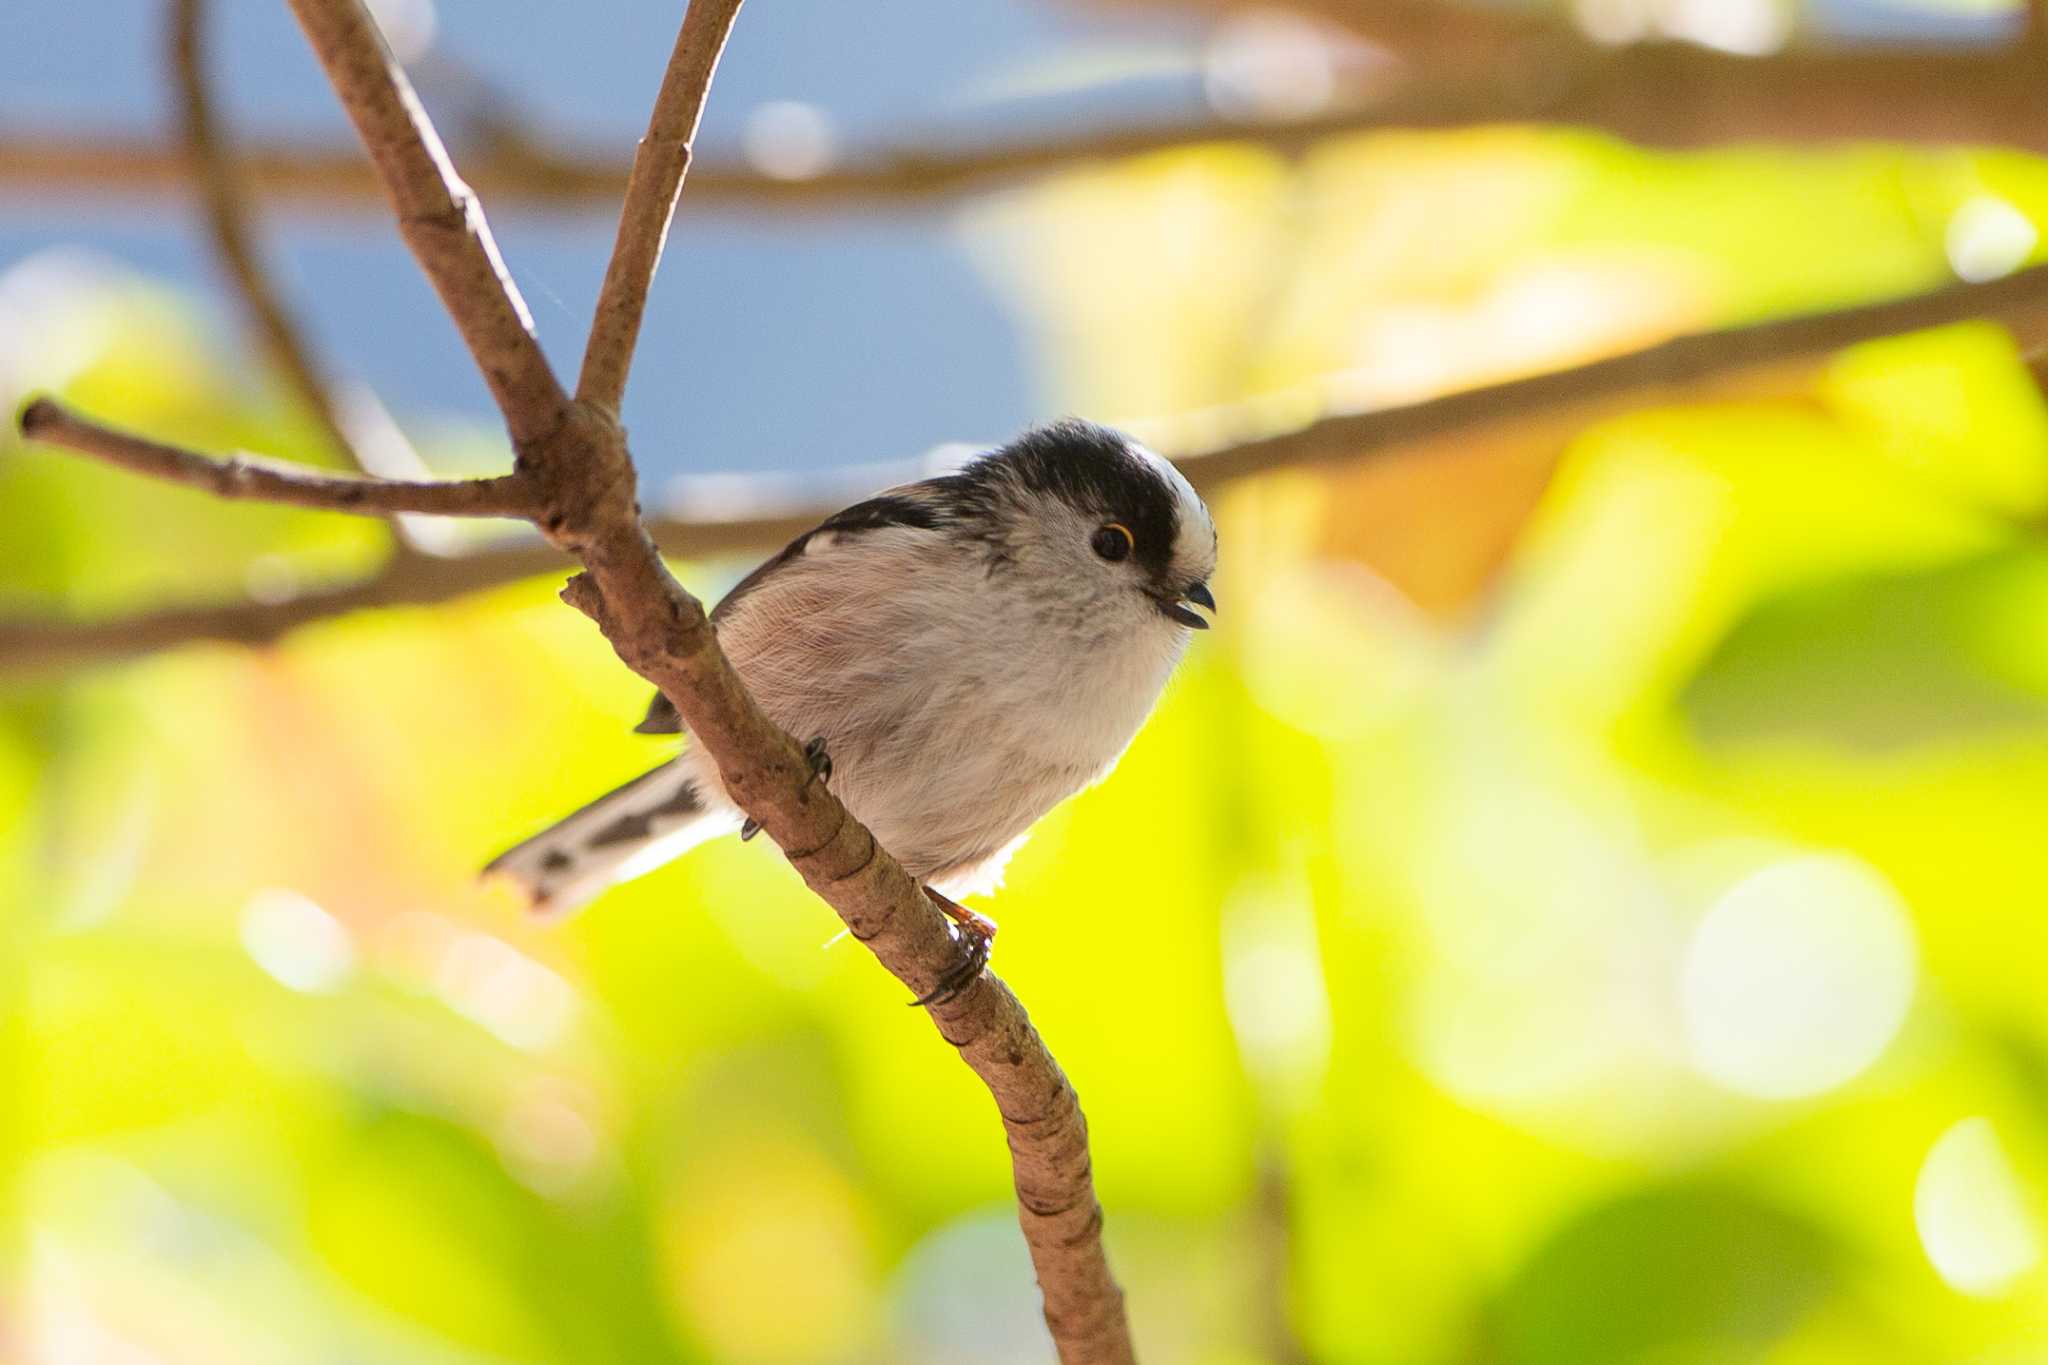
[18,397,534,518]
[13,259,2048,674]
[0,509,781,676]
[577,0,745,414]
[283,0,568,447]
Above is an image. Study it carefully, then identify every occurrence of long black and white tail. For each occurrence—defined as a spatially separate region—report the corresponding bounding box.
[483,761,734,918]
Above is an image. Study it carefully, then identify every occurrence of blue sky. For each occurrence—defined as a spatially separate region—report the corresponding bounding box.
[5,1,2012,478]
[3,0,1205,478]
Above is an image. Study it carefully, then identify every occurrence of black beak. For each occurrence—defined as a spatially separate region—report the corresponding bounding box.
[1159,580,1215,630]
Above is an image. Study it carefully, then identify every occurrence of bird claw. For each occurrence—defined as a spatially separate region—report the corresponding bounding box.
[741,736,832,842]
[910,922,993,1008]
[909,887,997,1007]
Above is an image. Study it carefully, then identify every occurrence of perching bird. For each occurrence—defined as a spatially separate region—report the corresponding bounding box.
[485,418,1217,1002]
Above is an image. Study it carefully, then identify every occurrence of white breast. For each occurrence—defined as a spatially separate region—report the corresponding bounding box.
[679,524,1187,893]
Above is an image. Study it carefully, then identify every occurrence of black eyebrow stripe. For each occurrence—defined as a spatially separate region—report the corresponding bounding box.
[635,419,1198,736]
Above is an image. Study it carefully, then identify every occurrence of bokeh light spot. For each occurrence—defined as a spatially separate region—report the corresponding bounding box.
[1204,9,1339,121]
[495,1078,603,1198]
[742,101,837,182]
[1574,0,1653,45]
[363,0,437,63]
[430,927,576,1051]
[1680,854,1915,1100]
[1916,1117,2042,1297]
[242,553,301,606]
[240,888,354,994]
[1661,0,1790,55]
[1946,195,2039,284]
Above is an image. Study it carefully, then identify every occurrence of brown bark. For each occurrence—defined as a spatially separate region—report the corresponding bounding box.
[575,0,744,415]
[16,1,1136,1358]
[16,398,535,517]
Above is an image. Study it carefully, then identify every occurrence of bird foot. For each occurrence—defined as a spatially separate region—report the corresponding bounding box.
[742,735,833,841]
[910,888,998,1007]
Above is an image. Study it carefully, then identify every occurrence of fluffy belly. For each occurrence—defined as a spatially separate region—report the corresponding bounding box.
[710,586,1184,895]
[815,695,1108,886]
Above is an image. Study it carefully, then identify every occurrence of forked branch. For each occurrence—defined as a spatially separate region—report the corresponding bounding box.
[18,1,1135,1359]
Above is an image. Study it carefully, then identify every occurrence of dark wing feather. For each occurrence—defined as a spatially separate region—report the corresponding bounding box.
[632,488,952,735]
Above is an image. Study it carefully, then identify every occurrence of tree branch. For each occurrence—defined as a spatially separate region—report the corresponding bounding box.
[283,0,569,447]
[0,503,798,675]
[11,40,2048,221]
[1174,262,2048,489]
[577,0,744,414]
[266,2,1135,1357]
[17,396,535,517]
[551,557,1134,1358]
[13,260,2048,674]
[0,112,1383,214]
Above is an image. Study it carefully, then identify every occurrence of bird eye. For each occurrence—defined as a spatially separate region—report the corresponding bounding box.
[1091,523,1134,562]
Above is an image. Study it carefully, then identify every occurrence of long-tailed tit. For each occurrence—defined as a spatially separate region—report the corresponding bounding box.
[487,419,1218,1002]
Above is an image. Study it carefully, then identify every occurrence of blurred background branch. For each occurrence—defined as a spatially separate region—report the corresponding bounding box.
[12,259,2048,674]
[12,24,2048,217]
[0,110,1511,215]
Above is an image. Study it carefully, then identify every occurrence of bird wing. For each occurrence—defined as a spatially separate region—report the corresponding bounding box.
[633,481,959,735]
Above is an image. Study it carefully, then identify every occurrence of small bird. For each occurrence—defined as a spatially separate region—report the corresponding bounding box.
[485,418,1217,1002]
